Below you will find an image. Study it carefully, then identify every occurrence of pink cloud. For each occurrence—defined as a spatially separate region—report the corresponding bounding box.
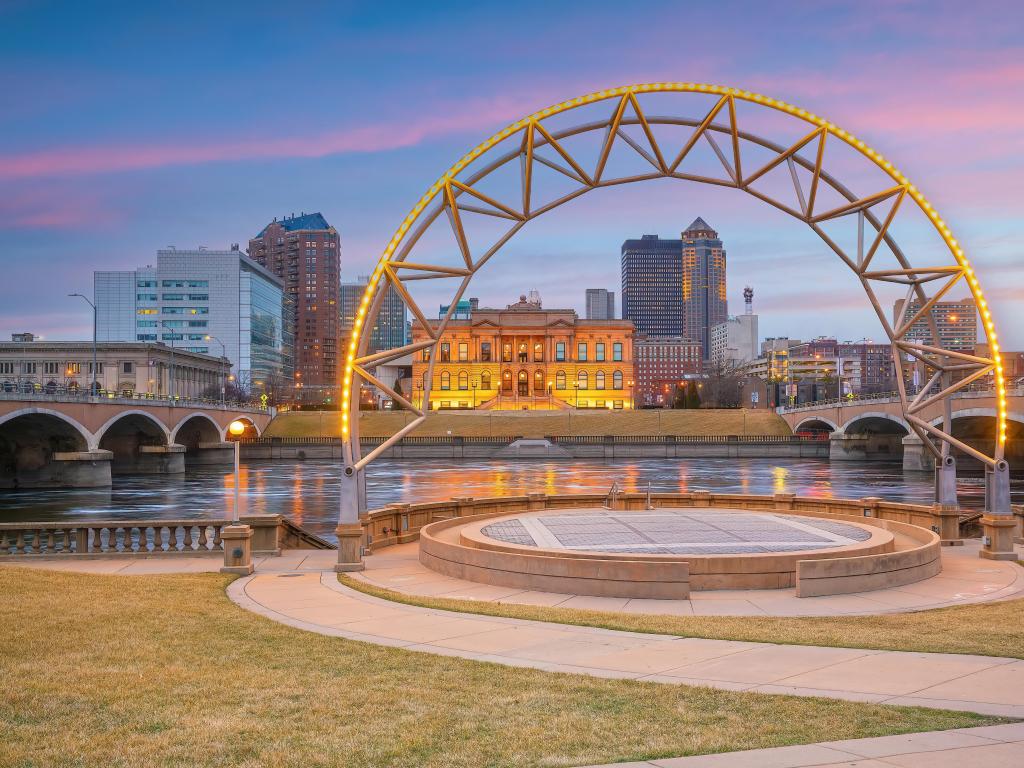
[0,187,120,230]
[0,92,556,182]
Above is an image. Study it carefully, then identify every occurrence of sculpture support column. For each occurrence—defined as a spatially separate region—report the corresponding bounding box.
[935,454,957,507]
[336,460,364,572]
[981,460,1015,560]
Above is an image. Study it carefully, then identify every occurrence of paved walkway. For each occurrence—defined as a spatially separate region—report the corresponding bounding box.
[581,722,1024,767]
[353,539,1024,617]
[228,568,1024,719]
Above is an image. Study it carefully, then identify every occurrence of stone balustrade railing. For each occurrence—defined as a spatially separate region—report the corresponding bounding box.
[0,514,333,558]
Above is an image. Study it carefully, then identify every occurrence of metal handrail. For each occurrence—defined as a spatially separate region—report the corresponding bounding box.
[0,389,269,413]
[777,386,1022,414]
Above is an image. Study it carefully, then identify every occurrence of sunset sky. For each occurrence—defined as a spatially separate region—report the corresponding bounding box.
[2,0,1022,346]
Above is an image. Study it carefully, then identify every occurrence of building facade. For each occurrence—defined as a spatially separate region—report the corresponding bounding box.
[585,288,615,320]
[94,247,291,400]
[710,314,759,366]
[633,336,703,407]
[621,234,684,337]
[411,294,635,410]
[340,276,408,355]
[893,297,978,353]
[0,341,229,399]
[248,213,339,402]
[681,217,728,360]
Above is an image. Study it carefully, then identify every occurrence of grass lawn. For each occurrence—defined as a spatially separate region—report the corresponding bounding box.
[341,572,1024,659]
[0,568,1004,768]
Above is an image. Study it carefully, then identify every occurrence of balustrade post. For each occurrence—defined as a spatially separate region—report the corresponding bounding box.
[220,524,254,575]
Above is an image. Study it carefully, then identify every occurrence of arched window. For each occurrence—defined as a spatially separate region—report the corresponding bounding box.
[613,370,623,389]
[596,371,605,390]
[517,370,529,396]
[534,370,544,392]
[502,369,512,392]
[481,371,491,389]
[440,371,450,390]
[458,371,468,390]
[577,370,588,389]
[555,370,566,390]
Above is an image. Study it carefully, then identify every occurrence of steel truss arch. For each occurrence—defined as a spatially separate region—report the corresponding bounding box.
[339,83,1009,521]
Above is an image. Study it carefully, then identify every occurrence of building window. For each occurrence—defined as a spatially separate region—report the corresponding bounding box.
[517,343,528,363]
[596,343,605,362]
[440,371,450,390]
[137,308,157,315]
[556,371,566,390]
[137,293,157,301]
[481,371,491,389]
[596,371,606,389]
[162,293,184,301]
[577,342,588,361]
[517,370,529,395]
[502,343,512,363]
[44,362,59,375]
[533,342,543,362]
[577,370,588,389]
[613,342,623,361]
[458,342,469,362]
[613,371,623,389]
[440,343,451,362]
[422,348,431,362]
[458,371,468,390]
[122,362,134,374]
[0,362,13,374]
[137,280,156,288]
[481,342,492,362]
[502,370,512,392]
[22,362,36,374]
[555,342,566,362]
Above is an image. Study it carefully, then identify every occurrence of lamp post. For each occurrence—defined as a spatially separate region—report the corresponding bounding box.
[68,293,97,395]
[573,381,580,409]
[205,334,227,406]
[228,419,246,524]
[471,379,478,409]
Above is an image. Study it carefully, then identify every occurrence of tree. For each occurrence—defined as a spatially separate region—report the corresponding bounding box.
[701,360,745,408]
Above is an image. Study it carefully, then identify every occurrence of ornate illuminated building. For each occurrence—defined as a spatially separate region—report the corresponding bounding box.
[681,217,727,360]
[411,293,636,410]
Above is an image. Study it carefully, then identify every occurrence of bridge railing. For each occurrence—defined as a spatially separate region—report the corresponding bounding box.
[777,386,1022,414]
[0,388,270,414]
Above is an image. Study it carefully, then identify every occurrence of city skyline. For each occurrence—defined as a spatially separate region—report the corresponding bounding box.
[2,1,1022,348]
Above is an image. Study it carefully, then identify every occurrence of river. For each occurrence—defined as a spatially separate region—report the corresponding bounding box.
[2,458,1020,543]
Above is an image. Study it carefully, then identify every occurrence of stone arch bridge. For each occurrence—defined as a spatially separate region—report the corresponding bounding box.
[0,394,272,488]
[778,389,1024,471]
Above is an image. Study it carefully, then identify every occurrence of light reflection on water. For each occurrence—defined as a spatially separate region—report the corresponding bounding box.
[1,458,1018,543]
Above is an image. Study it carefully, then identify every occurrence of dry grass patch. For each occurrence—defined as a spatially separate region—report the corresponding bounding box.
[0,567,1002,768]
[341,574,1024,659]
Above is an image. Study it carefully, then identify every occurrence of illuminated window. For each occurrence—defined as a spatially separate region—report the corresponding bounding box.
[458,342,469,362]
[440,371,450,390]
[458,371,468,390]
[556,371,566,389]
[577,370,588,389]
[613,371,623,389]
[596,371,606,390]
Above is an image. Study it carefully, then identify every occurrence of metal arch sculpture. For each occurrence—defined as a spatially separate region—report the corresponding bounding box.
[337,83,1011,524]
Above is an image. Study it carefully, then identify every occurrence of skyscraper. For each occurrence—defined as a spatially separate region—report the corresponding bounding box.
[340,276,407,354]
[248,212,340,403]
[621,218,727,359]
[681,217,727,360]
[892,297,978,353]
[585,289,615,320]
[621,234,684,336]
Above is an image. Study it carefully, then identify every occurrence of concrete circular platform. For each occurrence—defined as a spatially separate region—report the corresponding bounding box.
[480,510,874,556]
[419,506,942,599]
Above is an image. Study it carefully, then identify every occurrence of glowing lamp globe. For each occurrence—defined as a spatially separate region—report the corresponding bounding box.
[228,420,246,437]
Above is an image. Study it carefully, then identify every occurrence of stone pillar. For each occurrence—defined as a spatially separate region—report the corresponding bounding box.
[450,497,474,519]
[47,450,113,488]
[773,492,796,511]
[185,442,234,467]
[902,436,933,472]
[334,523,365,572]
[932,504,962,546]
[115,444,185,474]
[859,496,881,518]
[527,492,547,511]
[692,490,711,508]
[829,432,862,461]
[220,524,254,575]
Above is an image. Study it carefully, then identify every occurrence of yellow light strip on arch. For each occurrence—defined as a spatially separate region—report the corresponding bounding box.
[341,83,1006,450]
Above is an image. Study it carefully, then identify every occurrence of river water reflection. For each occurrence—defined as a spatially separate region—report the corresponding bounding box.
[3,458,1020,543]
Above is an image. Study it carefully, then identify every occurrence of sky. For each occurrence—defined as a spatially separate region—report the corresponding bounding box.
[1,0,1022,347]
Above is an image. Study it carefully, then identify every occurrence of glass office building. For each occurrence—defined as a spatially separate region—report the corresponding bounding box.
[95,247,292,398]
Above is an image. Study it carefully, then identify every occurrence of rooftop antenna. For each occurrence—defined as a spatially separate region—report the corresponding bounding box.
[744,286,754,314]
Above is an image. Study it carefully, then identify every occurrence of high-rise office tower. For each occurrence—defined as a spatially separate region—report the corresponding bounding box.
[620,234,684,336]
[340,276,407,354]
[585,288,616,320]
[94,246,292,398]
[248,212,339,402]
[681,217,727,360]
[892,297,978,353]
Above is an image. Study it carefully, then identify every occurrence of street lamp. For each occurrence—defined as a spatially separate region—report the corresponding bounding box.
[205,335,227,406]
[573,381,580,409]
[160,320,177,401]
[471,378,478,409]
[68,293,97,395]
[228,419,246,524]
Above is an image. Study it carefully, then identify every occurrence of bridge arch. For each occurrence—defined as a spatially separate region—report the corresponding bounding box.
[0,408,94,486]
[794,416,839,434]
[95,410,178,475]
[226,416,261,439]
[334,81,1012,524]
[171,412,225,445]
[841,411,911,436]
